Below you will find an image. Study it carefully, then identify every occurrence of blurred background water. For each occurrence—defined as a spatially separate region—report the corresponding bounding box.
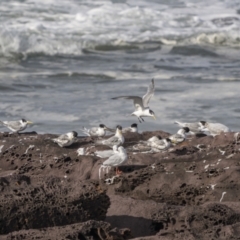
[0,0,240,134]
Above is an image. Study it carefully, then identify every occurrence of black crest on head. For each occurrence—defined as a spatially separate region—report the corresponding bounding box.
[99,124,105,128]
[166,138,172,142]
[22,119,27,123]
[72,131,78,137]
[200,121,206,126]
[131,123,138,128]
[116,125,122,130]
[149,110,155,115]
[157,135,162,140]
[183,127,190,133]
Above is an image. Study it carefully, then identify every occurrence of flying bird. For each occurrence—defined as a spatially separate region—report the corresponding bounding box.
[112,79,156,123]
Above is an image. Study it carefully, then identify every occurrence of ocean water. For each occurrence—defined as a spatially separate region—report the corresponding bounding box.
[0,0,240,135]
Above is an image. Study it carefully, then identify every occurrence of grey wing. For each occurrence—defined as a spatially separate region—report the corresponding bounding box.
[186,123,201,132]
[175,121,201,133]
[6,121,22,130]
[95,150,114,158]
[103,154,122,166]
[56,134,70,142]
[151,139,163,146]
[208,123,230,133]
[169,134,184,143]
[142,79,155,107]
[129,141,149,151]
[104,136,120,146]
[174,121,185,127]
[53,134,74,147]
[89,127,98,136]
[152,140,166,150]
[112,96,144,111]
[132,143,151,151]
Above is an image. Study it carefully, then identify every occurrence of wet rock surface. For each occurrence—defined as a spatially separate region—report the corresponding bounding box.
[0,131,240,239]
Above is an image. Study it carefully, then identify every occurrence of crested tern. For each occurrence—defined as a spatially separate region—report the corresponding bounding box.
[122,123,138,133]
[199,121,231,136]
[130,136,171,153]
[112,79,156,123]
[169,127,190,144]
[150,138,172,151]
[0,119,33,133]
[100,146,128,176]
[52,131,78,148]
[80,124,109,137]
[95,125,124,147]
[130,136,161,152]
[174,121,201,134]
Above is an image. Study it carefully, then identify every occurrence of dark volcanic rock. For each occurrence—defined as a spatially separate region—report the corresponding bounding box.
[1,131,240,239]
[0,174,109,234]
[2,220,131,240]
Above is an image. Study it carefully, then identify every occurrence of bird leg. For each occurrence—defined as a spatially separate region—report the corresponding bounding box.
[138,118,142,123]
[116,167,122,175]
[140,117,145,122]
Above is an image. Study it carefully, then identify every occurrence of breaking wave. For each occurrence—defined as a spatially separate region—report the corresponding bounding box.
[0,0,240,58]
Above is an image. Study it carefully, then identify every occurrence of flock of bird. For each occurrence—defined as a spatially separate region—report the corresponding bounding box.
[0,79,232,178]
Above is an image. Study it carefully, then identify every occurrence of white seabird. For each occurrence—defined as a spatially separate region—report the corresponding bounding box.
[199,121,231,136]
[150,138,172,151]
[112,79,156,123]
[130,136,171,152]
[130,136,161,151]
[95,145,118,158]
[174,120,201,134]
[95,125,124,147]
[80,124,109,137]
[122,123,138,133]
[169,127,190,144]
[99,146,128,178]
[52,131,78,148]
[0,119,33,133]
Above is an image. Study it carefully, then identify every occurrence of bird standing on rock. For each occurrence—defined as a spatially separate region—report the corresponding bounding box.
[199,121,231,136]
[95,125,124,147]
[112,79,156,123]
[0,119,33,133]
[99,146,128,179]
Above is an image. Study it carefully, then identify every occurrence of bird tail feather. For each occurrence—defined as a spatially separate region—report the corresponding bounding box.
[79,127,90,136]
[174,121,183,127]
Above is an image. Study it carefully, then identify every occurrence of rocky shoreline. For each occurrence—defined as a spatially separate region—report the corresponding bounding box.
[1,130,240,239]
